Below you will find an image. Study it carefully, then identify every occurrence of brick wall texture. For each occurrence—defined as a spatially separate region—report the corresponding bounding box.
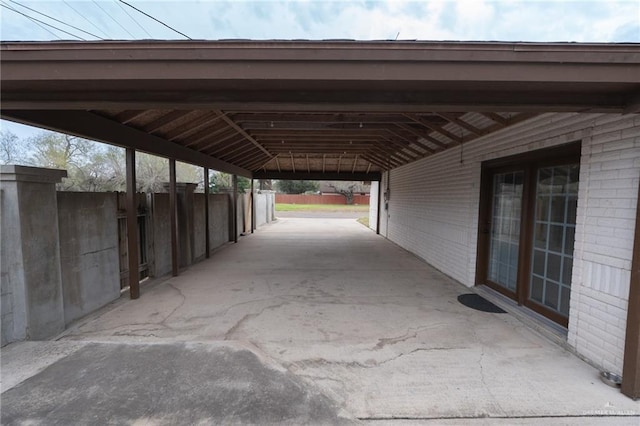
[379,112,640,374]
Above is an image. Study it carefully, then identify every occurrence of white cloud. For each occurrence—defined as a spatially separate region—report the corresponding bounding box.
[1,1,637,42]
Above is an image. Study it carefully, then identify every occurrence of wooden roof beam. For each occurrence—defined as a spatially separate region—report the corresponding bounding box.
[394,123,449,149]
[437,112,490,136]
[143,110,192,134]
[404,114,463,144]
[195,128,244,151]
[166,112,227,141]
[217,110,273,158]
[184,122,235,148]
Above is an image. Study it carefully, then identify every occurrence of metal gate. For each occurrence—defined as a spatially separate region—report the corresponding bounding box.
[117,193,150,290]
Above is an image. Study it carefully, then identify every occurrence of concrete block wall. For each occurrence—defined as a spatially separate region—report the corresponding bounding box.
[193,194,206,261]
[57,192,121,325]
[255,191,275,227]
[369,181,379,232]
[380,112,640,374]
[236,193,245,238]
[150,193,172,277]
[1,187,18,346]
[209,193,231,250]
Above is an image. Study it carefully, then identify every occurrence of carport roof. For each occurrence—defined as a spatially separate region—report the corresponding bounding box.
[1,40,639,179]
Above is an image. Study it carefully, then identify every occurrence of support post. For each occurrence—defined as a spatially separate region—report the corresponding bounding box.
[233,174,238,243]
[251,179,255,234]
[126,148,140,299]
[169,159,179,276]
[204,167,210,258]
[376,178,382,235]
[622,182,640,399]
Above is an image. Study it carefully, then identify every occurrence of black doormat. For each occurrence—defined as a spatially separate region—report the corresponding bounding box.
[457,294,507,313]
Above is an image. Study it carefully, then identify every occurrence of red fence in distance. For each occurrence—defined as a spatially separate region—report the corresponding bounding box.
[275,194,370,205]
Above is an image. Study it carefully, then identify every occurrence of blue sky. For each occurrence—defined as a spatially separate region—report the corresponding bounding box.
[2,0,639,137]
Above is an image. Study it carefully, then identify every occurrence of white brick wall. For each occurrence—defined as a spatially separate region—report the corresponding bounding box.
[380,112,640,374]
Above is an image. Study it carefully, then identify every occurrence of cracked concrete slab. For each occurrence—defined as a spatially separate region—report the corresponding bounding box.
[3,217,639,423]
[1,342,353,425]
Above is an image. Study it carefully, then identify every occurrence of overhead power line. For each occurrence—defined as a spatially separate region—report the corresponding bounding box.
[118,0,192,40]
[62,0,110,39]
[92,0,136,38]
[1,1,84,40]
[8,0,104,40]
[1,2,59,40]
[114,0,153,38]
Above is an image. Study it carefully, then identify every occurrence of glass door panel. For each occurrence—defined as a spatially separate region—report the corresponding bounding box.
[487,171,524,292]
[529,165,579,317]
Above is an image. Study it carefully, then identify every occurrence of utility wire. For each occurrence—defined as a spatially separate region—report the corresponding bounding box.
[8,0,103,40]
[118,0,192,40]
[92,0,136,38]
[113,0,153,38]
[1,2,84,40]
[1,2,60,40]
[62,0,110,39]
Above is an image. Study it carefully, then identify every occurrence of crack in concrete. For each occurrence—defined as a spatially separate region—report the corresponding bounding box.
[476,336,506,416]
[373,324,446,350]
[377,346,457,366]
[291,346,461,371]
[185,296,283,323]
[162,283,187,323]
[224,301,289,340]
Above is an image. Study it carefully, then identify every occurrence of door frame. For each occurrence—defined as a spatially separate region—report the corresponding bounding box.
[475,142,581,327]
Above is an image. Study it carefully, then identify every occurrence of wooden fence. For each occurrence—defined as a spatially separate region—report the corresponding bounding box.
[275,194,370,205]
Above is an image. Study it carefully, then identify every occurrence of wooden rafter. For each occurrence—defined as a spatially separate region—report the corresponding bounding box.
[184,123,234,148]
[395,123,448,149]
[115,110,148,124]
[216,110,273,158]
[167,112,226,141]
[480,112,508,125]
[405,114,463,144]
[436,112,489,136]
[143,110,192,134]
[98,106,537,176]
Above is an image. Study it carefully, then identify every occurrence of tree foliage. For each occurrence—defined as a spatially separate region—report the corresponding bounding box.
[328,181,370,204]
[275,180,319,194]
[0,130,203,192]
[210,172,250,193]
[0,130,25,165]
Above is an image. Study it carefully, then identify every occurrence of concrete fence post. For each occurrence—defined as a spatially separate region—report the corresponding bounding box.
[0,165,67,344]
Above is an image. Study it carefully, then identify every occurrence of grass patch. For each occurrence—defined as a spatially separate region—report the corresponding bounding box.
[276,203,369,212]
[357,216,370,227]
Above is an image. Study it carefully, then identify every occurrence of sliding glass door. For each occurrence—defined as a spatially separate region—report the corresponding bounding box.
[477,144,580,326]
[529,165,579,318]
[487,171,524,293]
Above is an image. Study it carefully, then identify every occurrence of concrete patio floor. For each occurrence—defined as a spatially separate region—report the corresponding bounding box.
[2,217,639,424]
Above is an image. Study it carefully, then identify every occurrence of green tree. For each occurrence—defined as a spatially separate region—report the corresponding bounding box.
[5,130,205,192]
[275,180,319,194]
[210,172,250,193]
[328,181,370,205]
[28,132,102,191]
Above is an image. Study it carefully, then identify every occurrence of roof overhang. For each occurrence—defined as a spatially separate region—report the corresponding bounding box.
[2,40,639,179]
